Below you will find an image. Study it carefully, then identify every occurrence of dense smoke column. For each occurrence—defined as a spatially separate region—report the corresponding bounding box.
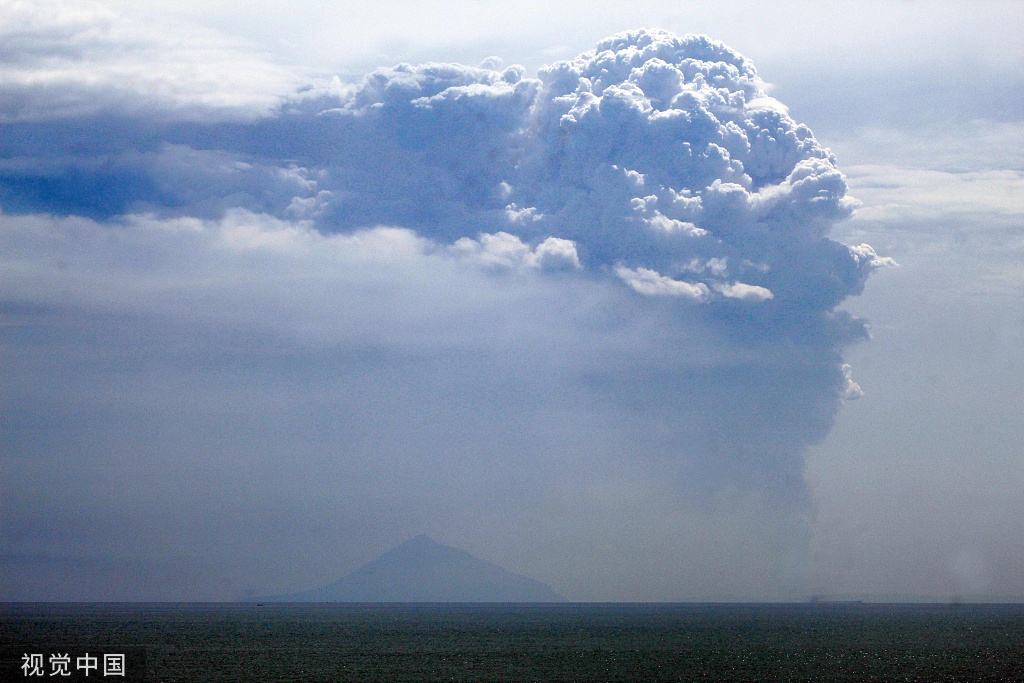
[0,27,894,600]
[295,29,890,499]
[0,29,885,496]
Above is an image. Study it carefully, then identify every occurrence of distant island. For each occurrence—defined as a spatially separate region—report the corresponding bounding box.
[269,534,565,602]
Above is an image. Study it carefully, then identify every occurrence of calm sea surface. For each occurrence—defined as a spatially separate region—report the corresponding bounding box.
[2,602,1023,682]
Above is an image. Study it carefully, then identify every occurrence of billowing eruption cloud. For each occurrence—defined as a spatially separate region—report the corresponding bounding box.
[0,26,891,600]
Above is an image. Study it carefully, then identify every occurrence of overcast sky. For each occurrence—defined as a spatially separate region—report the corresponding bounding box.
[1,0,1022,602]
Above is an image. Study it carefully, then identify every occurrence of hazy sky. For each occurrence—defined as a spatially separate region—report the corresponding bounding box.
[1,0,1022,602]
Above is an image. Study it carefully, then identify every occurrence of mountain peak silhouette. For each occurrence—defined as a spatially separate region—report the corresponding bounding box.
[275,536,564,602]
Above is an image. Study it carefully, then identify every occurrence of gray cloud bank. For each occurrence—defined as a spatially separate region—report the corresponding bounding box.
[0,24,890,600]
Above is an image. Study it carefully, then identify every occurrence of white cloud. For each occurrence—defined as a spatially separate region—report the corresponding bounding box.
[839,363,863,400]
[615,265,710,300]
[0,209,592,353]
[450,232,581,272]
[0,0,299,121]
[714,281,774,302]
[681,257,728,276]
[531,236,582,271]
[745,96,789,114]
[848,243,899,271]
[504,203,543,224]
[846,166,1024,224]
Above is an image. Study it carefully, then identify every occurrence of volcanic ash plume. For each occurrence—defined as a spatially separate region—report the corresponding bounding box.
[0,27,894,600]
[280,28,891,493]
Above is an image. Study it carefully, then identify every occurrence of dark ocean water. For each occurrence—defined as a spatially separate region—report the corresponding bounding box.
[2,602,1023,682]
